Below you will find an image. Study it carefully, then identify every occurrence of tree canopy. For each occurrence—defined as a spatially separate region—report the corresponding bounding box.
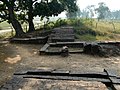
[0,0,25,36]
[95,2,110,21]
[0,0,78,36]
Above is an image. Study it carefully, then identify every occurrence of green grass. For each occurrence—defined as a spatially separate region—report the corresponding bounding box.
[76,34,96,41]
[72,19,120,41]
[0,32,14,39]
[0,21,11,30]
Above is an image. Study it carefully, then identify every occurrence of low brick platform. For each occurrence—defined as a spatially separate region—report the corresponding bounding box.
[48,26,75,43]
[1,77,107,90]
[10,36,48,44]
[1,69,120,90]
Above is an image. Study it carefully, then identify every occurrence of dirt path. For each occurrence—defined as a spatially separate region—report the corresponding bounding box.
[0,43,120,89]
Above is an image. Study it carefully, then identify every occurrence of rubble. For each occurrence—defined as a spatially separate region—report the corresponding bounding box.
[83,44,120,57]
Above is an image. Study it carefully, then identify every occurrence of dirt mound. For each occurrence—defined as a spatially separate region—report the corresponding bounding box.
[83,44,120,57]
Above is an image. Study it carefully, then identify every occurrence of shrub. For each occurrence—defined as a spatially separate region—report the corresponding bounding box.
[53,19,68,27]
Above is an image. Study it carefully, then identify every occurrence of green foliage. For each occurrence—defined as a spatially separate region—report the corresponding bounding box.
[60,0,78,12]
[0,1,10,23]
[17,0,78,22]
[0,0,25,23]
[54,19,68,26]
[34,0,78,20]
[34,1,64,19]
[66,4,79,18]
[66,19,83,26]
[0,0,78,36]
[37,19,68,30]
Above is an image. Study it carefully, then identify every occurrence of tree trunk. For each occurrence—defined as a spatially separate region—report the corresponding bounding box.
[8,7,24,37]
[96,19,99,29]
[111,21,115,31]
[27,1,35,33]
[95,22,98,29]
[28,16,35,33]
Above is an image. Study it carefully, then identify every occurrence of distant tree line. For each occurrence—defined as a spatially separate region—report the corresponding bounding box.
[66,2,120,21]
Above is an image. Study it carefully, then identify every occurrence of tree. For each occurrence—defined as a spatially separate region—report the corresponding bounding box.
[34,0,78,19]
[10,0,76,32]
[81,5,95,19]
[18,0,39,33]
[109,10,120,20]
[66,7,80,18]
[95,2,109,28]
[65,0,78,18]
[0,0,24,36]
[0,0,78,36]
[95,2,110,21]
[81,9,89,18]
[86,5,95,19]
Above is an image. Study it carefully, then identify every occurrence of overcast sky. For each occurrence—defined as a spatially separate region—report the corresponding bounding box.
[77,0,120,10]
[58,0,120,18]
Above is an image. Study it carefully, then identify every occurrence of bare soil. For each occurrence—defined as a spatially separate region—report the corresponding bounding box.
[0,43,120,89]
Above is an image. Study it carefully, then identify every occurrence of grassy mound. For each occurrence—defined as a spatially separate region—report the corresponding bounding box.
[0,18,120,41]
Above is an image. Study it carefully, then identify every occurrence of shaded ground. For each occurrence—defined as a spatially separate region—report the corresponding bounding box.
[0,42,120,89]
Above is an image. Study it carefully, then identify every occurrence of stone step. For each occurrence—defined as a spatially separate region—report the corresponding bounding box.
[49,26,75,43]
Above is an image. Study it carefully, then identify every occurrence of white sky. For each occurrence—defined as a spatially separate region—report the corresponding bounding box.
[77,0,120,10]
[58,0,120,18]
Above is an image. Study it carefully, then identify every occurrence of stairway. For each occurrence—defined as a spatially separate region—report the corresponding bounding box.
[48,26,75,43]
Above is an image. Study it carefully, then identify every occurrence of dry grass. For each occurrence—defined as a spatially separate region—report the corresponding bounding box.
[75,19,120,41]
